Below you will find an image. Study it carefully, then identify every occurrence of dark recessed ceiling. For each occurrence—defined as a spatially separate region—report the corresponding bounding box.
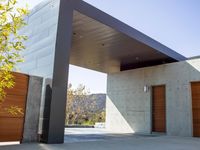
[70,10,184,73]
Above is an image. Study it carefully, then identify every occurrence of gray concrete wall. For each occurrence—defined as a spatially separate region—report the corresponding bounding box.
[18,0,59,78]
[106,58,200,137]
[22,76,43,142]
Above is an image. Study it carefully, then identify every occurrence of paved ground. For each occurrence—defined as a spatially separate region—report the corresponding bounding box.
[65,128,109,135]
[0,128,200,150]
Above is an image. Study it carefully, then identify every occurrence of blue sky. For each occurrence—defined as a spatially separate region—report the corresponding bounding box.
[18,0,200,93]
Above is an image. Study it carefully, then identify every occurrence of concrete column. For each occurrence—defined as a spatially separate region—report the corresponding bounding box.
[22,76,43,143]
[46,0,74,144]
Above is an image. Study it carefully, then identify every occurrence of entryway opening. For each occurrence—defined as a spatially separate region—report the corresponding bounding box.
[65,65,108,139]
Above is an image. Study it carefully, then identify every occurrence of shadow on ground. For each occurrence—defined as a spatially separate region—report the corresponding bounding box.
[0,134,200,150]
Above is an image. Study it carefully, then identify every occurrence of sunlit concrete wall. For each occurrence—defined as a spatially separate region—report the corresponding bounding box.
[18,0,59,78]
[106,58,200,136]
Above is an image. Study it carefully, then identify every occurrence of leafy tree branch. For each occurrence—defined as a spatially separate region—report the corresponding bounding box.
[0,0,29,103]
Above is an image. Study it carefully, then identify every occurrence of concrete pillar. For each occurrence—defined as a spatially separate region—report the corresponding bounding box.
[45,0,73,144]
[22,76,43,143]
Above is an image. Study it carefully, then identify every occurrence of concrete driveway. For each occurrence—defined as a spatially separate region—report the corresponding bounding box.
[0,134,200,150]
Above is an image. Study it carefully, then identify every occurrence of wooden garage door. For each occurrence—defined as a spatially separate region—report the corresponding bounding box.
[152,85,166,133]
[0,72,29,142]
[191,82,200,137]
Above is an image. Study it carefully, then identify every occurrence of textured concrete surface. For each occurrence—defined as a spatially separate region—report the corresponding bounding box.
[22,76,43,142]
[0,135,199,150]
[106,58,200,136]
[17,0,59,78]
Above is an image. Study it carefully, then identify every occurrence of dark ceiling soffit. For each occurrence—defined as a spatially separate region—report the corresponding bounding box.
[71,0,186,61]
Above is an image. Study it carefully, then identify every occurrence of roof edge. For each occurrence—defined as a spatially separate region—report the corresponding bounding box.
[73,0,186,61]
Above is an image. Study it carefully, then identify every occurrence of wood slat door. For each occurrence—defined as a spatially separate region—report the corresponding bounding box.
[191,82,200,137]
[152,85,166,133]
[0,72,29,142]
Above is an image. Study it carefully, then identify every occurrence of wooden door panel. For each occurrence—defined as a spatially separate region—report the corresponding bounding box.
[191,82,200,137]
[152,85,166,133]
[0,95,26,118]
[0,118,24,142]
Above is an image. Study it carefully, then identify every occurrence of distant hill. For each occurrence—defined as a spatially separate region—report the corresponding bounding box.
[66,93,106,125]
[72,93,106,113]
[88,94,106,111]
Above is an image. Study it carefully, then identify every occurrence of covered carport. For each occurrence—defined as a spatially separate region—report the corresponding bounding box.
[46,0,186,144]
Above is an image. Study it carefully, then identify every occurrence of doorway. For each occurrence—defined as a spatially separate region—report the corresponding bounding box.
[191,82,200,137]
[152,85,166,133]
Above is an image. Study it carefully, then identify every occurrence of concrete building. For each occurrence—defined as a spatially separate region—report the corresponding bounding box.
[18,0,200,144]
[106,58,200,137]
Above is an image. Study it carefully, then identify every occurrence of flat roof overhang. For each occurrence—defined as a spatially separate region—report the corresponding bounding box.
[45,0,187,144]
[68,0,186,73]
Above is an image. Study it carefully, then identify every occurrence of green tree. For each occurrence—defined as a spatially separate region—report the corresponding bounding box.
[0,0,29,104]
[66,84,90,125]
[66,84,106,126]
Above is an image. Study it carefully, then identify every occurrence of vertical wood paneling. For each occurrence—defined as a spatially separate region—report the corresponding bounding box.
[191,82,200,137]
[152,85,166,133]
[0,72,29,142]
